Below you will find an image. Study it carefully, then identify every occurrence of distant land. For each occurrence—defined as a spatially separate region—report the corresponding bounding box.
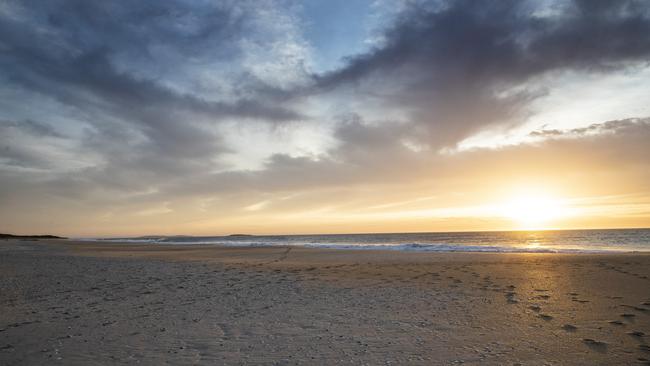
[0,233,66,239]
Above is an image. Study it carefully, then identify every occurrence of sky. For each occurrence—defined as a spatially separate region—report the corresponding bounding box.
[1,0,650,237]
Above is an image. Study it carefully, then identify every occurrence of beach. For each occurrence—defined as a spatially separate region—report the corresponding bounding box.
[1,239,649,365]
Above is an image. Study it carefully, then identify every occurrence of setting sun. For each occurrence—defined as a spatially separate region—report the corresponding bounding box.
[498,190,569,229]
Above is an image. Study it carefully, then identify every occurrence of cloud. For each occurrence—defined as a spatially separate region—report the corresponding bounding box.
[0,0,319,198]
[2,111,649,235]
[312,0,650,148]
[0,119,81,170]
[0,119,62,138]
[1,0,650,235]
[0,0,308,173]
[530,117,650,138]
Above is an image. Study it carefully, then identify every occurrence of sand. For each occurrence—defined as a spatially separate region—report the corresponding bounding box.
[1,239,650,365]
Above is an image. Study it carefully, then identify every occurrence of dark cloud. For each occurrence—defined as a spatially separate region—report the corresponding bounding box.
[530,118,650,138]
[0,0,302,170]
[0,119,66,169]
[322,0,650,83]
[0,0,314,205]
[314,0,650,147]
[0,145,48,170]
[0,119,62,138]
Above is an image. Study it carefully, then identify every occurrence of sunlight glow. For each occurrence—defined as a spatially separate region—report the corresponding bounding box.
[498,189,569,229]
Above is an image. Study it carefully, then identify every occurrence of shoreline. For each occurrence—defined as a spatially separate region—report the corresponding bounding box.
[36,238,650,260]
[57,237,650,255]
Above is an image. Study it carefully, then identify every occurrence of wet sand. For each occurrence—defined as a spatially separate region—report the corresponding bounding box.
[1,239,650,365]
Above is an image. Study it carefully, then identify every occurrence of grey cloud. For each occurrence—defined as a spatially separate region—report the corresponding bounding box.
[0,119,66,169]
[0,146,49,169]
[530,118,650,138]
[0,119,62,138]
[0,0,302,171]
[100,112,650,214]
[313,0,650,148]
[0,0,309,199]
[321,0,650,85]
[2,111,649,235]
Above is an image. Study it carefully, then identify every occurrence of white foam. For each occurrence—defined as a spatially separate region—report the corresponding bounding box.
[83,238,633,253]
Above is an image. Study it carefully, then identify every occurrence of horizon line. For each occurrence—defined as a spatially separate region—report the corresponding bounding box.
[69,226,650,240]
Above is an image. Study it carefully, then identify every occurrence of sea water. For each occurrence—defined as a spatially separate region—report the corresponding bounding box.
[94,228,650,253]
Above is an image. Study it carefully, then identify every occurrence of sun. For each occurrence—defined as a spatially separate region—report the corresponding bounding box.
[498,189,568,229]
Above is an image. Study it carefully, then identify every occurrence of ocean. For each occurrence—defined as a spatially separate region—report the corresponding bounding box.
[94,228,650,253]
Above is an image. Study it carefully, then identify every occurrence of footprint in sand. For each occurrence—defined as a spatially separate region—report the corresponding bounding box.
[609,320,624,325]
[639,345,650,353]
[622,304,649,312]
[627,331,645,338]
[562,324,578,332]
[582,339,607,353]
[572,299,589,303]
[504,291,518,304]
[538,314,553,321]
[621,313,636,318]
[529,305,542,312]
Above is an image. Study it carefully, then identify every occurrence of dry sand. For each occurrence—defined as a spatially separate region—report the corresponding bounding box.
[1,239,650,365]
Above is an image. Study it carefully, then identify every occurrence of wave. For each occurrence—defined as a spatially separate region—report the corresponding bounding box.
[83,237,637,253]
[79,229,650,253]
